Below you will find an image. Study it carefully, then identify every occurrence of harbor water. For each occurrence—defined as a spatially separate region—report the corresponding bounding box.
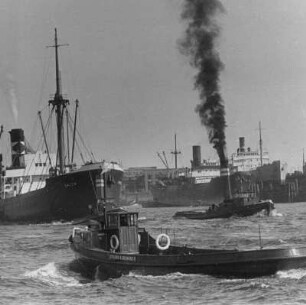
[1,202,306,305]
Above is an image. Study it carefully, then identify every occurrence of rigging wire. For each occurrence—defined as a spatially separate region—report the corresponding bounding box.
[17,133,45,195]
[37,49,53,110]
[32,110,54,191]
[66,109,94,163]
[66,44,79,100]
[18,109,54,194]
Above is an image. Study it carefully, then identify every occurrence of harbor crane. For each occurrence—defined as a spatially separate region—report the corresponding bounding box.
[157,152,169,169]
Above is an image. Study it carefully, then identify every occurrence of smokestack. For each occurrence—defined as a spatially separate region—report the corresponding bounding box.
[239,137,245,153]
[192,145,201,169]
[10,128,26,168]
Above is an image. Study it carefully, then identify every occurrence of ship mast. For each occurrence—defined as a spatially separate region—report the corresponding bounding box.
[48,28,69,175]
[259,121,263,167]
[171,133,181,170]
[303,149,305,175]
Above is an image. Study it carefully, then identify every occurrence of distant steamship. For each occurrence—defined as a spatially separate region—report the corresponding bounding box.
[0,29,123,223]
[146,135,297,207]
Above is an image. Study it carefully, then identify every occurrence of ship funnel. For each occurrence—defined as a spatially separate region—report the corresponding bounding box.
[192,145,201,169]
[10,128,26,168]
[220,165,232,200]
[239,137,245,153]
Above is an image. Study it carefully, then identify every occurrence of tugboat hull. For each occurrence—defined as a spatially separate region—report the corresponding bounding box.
[71,242,306,278]
[69,208,306,280]
[174,200,274,220]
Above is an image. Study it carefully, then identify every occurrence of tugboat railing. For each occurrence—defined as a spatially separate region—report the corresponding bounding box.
[72,226,87,237]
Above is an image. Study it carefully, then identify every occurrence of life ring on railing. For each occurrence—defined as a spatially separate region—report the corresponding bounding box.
[138,233,141,245]
[155,233,170,251]
[110,235,119,251]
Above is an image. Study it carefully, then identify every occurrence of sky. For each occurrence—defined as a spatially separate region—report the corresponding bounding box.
[0,0,306,172]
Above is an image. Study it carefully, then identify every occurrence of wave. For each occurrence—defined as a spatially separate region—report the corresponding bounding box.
[23,235,45,239]
[29,221,73,227]
[271,209,283,217]
[127,271,209,280]
[276,268,306,280]
[128,271,183,279]
[51,221,73,226]
[24,262,83,287]
[14,242,68,253]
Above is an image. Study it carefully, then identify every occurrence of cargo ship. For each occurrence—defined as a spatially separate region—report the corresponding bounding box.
[0,29,123,223]
[145,135,299,207]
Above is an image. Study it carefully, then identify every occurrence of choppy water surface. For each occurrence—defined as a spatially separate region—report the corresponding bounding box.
[1,203,306,305]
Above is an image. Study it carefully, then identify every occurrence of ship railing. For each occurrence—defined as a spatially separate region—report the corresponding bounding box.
[72,226,88,238]
[148,227,183,247]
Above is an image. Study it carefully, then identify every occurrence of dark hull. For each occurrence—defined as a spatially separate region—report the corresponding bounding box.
[71,243,306,278]
[148,171,306,207]
[148,181,223,208]
[174,200,274,220]
[0,168,123,223]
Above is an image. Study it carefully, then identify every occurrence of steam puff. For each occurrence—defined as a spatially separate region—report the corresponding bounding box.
[179,0,227,166]
[1,73,18,124]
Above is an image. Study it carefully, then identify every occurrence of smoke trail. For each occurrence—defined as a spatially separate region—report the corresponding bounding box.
[179,0,227,167]
[6,73,19,124]
[0,72,19,124]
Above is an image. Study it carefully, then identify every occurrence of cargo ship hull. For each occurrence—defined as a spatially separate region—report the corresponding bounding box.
[146,181,224,207]
[0,167,123,223]
[146,171,304,208]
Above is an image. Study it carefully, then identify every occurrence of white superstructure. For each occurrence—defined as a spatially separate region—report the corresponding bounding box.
[190,159,220,184]
[231,137,269,172]
[3,151,56,197]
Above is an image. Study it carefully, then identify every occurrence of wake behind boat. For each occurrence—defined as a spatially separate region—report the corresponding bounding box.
[0,29,123,224]
[69,206,306,279]
[173,192,275,220]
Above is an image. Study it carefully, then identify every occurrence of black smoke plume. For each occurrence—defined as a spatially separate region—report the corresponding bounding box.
[179,0,228,168]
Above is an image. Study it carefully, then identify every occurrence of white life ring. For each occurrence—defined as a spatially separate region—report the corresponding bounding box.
[110,235,119,251]
[156,233,170,251]
[138,233,141,245]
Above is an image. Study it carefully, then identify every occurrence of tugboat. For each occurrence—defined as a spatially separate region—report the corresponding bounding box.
[173,192,275,220]
[69,203,306,279]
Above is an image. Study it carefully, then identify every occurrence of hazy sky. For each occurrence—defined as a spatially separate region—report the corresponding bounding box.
[0,0,306,172]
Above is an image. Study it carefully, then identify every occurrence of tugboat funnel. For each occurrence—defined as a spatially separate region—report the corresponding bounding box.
[220,166,232,200]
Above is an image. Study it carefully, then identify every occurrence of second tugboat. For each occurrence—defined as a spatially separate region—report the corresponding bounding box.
[173,154,275,220]
[173,192,275,220]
